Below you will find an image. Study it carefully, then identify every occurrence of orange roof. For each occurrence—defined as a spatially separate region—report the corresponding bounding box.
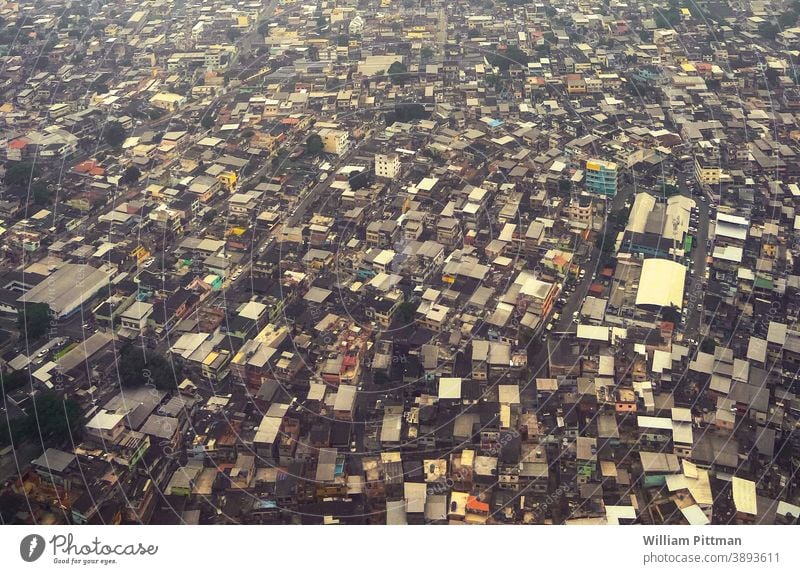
[466,496,489,513]
[74,160,98,174]
[8,138,28,149]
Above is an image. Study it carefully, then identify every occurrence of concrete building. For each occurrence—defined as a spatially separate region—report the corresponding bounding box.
[585,159,619,196]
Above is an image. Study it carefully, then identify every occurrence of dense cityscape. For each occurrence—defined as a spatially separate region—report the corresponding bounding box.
[0,0,799,526]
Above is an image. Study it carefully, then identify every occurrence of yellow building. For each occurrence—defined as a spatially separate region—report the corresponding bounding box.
[217,171,237,192]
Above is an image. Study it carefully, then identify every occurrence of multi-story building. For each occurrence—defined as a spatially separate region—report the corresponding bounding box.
[585,159,619,196]
[375,152,400,179]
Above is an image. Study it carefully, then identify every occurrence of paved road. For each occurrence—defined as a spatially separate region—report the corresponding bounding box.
[436,7,447,60]
[676,170,710,338]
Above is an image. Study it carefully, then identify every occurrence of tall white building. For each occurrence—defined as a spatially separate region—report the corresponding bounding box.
[375,153,400,179]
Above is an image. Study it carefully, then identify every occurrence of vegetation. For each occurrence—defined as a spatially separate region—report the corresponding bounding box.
[102,120,127,148]
[17,303,51,341]
[700,338,716,353]
[120,166,141,185]
[388,61,408,85]
[0,391,82,448]
[384,102,430,126]
[654,7,682,29]
[757,21,780,38]
[201,114,216,129]
[305,133,324,155]
[4,162,42,187]
[396,301,417,325]
[486,45,529,71]
[31,181,52,205]
[348,169,371,191]
[660,305,681,325]
[1,369,33,395]
[118,345,181,390]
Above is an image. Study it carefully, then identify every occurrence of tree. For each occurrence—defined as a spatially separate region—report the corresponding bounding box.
[388,61,408,85]
[396,301,417,325]
[33,55,49,70]
[226,28,240,43]
[17,303,50,341]
[700,338,716,353]
[421,46,434,61]
[118,345,180,390]
[778,11,798,28]
[201,114,215,129]
[660,305,681,325]
[31,181,52,205]
[757,21,780,38]
[1,370,32,395]
[348,169,371,191]
[102,121,127,148]
[655,7,682,28]
[4,162,41,187]
[305,133,324,155]
[202,208,218,223]
[0,391,82,447]
[120,166,141,185]
[558,179,572,193]
[486,45,529,71]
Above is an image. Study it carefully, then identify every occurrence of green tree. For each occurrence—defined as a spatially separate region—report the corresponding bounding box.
[102,121,127,148]
[120,166,141,185]
[388,60,408,85]
[660,305,681,325]
[31,181,52,205]
[348,169,371,190]
[421,46,434,61]
[655,7,682,28]
[305,133,324,155]
[226,28,240,43]
[202,208,218,223]
[779,11,797,28]
[118,345,180,390]
[757,21,780,38]
[1,369,32,395]
[4,162,41,187]
[201,114,216,129]
[396,302,417,325]
[17,303,50,341]
[0,392,82,447]
[700,338,716,353]
[486,45,529,71]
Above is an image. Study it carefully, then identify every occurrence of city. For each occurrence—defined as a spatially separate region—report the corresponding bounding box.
[0,0,799,526]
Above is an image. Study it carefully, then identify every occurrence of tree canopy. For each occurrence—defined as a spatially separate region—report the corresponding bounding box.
[388,61,408,85]
[4,162,41,187]
[17,303,50,341]
[118,345,181,390]
[102,121,128,148]
[120,166,141,185]
[0,391,82,448]
[305,133,324,155]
